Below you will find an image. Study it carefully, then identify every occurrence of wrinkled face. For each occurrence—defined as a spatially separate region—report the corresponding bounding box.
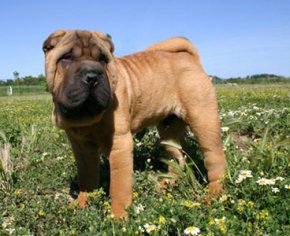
[43,30,117,128]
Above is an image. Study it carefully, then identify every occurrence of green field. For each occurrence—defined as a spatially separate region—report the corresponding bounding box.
[0,85,289,235]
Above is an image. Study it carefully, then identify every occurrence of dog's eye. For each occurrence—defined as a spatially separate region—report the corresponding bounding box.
[60,52,74,61]
[59,52,74,68]
[99,53,108,63]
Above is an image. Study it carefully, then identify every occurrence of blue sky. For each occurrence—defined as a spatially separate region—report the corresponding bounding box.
[0,0,290,79]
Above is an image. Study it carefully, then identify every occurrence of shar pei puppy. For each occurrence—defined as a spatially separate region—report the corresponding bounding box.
[43,30,226,220]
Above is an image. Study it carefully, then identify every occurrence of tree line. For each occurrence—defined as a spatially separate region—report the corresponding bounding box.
[0,73,289,86]
[0,73,46,86]
[211,74,290,84]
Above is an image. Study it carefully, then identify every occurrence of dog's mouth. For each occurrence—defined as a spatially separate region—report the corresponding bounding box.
[58,93,111,120]
[54,73,112,121]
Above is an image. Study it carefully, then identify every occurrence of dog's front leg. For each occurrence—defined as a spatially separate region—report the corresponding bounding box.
[109,132,134,220]
[66,132,100,208]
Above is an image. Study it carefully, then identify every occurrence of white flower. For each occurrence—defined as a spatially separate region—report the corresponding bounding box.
[184,226,201,235]
[275,177,285,181]
[215,217,226,225]
[256,178,275,186]
[134,204,145,214]
[6,228,15,234]
[219,194,228,202]
[241,157,250,163]
[285,185,290,190]
[239,170,253,178]
[144,224,157,233]
[272,187,280,193]
[267,179,276,185]
[256,178,268,185]
[235,170,253,183]
[221,127,229,132]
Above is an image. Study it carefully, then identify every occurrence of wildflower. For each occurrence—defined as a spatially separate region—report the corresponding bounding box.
[272,187,280,193]
[184,226,201,235]
[42,152,49,157]
[241,157,250,163]
[247,201,254,208]
[144,224,157,233]
[133,192,139,199]
[267,179,276,185]
[38,210,45,217]
[256,210,270,220]
[14,189,22,196]
[215,217,226,225]
[134,204,145,214]
[103,201,111,213]
[182,200,201,208]
[219,224,227,233]
[6,228,15,235]
[256,178,275,186]
[285,184,290,190]
[219,194,228,202]
[208,218,215,226]
[221,127,229,132]
[275,177,284,181]
[240,170,253,178]
[159,215,166,225]
[235,170,253,183]
[238,199,246,206]
[235,176,244,184]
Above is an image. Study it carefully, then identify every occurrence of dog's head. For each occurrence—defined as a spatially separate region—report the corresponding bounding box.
[43,30,117,128]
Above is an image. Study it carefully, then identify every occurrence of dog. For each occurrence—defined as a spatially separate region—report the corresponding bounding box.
[43,30,226,219]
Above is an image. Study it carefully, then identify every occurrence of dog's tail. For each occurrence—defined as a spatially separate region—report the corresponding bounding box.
[145,37,200,61]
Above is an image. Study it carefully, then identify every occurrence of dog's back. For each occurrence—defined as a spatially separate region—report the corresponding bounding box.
[145,37,200,62]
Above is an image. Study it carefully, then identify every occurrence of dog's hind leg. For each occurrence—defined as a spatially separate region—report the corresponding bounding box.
[182,82,226,196]
[157,115,187,186]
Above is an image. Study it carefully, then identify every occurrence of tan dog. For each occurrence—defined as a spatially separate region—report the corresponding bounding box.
[43,30,226,219]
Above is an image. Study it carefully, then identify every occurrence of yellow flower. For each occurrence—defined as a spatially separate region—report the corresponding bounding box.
[238,199,246,206]
[38,210,45,217]
[133,192,139,199]
[103,201,111,213]
[166,193,174,201]
[285,184,290,190]
[219,223,227,233]
[208,218,215,226]
[192,202,201,208]
[159,216,166,225]
[14,189,22,196]
[182,200,201,208]
[256,210,270,220]
[247,201,254,208]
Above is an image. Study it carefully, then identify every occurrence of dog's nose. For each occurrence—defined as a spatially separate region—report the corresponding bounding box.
[82,72,100,88]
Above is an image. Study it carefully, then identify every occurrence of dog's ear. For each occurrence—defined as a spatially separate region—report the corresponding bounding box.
[43,30,67,53]
[92,31,114,53]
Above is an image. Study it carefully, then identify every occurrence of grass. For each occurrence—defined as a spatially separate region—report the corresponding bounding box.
[0,84,289,235]
[0,86,48,97]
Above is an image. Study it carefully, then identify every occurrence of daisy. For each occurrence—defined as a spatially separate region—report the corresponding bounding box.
[144,224,157,233]
[272,187,280,193]
[184,226,201,235]
[215,217,226,225]
[239,170,253,178]
[275,177,285,181]
[256,178,269,185]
